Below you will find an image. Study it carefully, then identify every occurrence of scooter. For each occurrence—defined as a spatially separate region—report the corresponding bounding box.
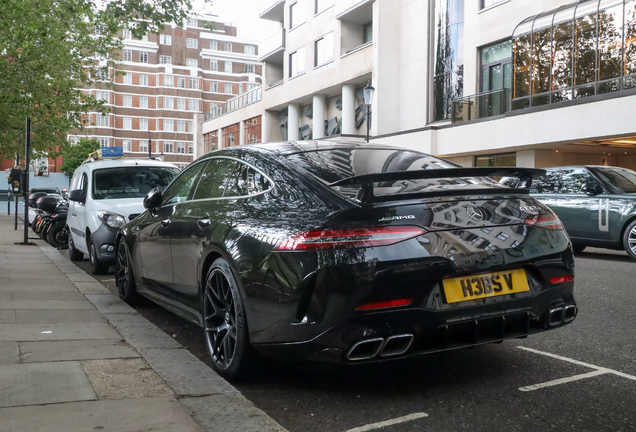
[35,196,69,249]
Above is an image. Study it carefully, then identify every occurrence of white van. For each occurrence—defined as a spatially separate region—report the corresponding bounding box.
[67,159,179,274]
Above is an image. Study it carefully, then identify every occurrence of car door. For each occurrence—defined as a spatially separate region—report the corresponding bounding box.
[69,171,89,253]
[551,168,608,241]
[171,158,246,303]
[138,162,207,292]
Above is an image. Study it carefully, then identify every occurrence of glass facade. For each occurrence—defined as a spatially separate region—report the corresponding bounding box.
[513,0,636,110]
[433,0,465,121]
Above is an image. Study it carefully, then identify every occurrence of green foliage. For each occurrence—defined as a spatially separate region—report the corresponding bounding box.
[0,0,209,159]
[59,138,100,178]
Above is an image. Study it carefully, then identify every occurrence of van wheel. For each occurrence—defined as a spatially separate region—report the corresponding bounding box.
[623,220,636,259]
[89,238,109,275]
[68,232,84,261]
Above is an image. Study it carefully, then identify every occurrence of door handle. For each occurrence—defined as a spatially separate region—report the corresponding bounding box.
[161,219,171,227]
[197,218,211,228]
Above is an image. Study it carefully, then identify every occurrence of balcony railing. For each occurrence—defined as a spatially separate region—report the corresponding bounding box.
[259,28,285,62]
[451,88,511,124]
[204,86,262,122]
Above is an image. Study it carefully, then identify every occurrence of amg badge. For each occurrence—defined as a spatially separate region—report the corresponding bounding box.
[379,215,416,222]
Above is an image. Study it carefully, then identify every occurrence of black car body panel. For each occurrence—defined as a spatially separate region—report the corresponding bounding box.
[119,142,576,364]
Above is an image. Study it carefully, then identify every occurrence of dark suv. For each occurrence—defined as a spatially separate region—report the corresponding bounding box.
[527,166,636,258]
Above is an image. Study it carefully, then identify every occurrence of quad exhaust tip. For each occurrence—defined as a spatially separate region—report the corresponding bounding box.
[548,304,577,327]
[346,334,414,361]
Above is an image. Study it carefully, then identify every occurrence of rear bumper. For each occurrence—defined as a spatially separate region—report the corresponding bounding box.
[252,283,576,364]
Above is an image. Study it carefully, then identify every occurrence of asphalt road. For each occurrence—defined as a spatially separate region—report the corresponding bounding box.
[62,248,636,432]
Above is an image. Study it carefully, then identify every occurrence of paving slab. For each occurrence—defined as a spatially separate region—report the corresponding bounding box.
[4,269,65,278]
[105,314,182,349]
[73,281,110,294]
[10,291,85,300]
[0,299,94,310]
[20,339,140,363]
[139,348,237,397]
[16,309,107,324]
[0,396,203,432]
[180,393,287,432]
[0,310,16,324]
[0,361,96,408]
[81,358,173,399]
[0,282,78,292]
[66,272,99,282]
[0,291,11,301]
[0,322,121,341]
[86,294,137,314]
[0,342,19,364]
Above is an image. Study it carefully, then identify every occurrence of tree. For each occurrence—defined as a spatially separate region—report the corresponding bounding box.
[59,138,100,178]
[0,0,209,159]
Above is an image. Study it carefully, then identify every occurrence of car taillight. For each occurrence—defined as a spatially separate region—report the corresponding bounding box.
[550,275,574,284]
[274,226,427,251]
[524,212,564,231]
[356,299,412,311]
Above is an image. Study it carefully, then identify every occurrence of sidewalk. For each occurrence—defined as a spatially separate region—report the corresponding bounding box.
[0,214,286,432]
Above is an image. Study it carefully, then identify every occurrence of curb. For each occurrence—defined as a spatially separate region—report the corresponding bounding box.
[37,242,287,432]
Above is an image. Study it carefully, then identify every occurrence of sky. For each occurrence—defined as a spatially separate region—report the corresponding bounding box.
[192,0,279,42]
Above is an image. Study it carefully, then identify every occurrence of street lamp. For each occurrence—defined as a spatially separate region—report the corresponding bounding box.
[147,130,152,159]
[363,81,375,143]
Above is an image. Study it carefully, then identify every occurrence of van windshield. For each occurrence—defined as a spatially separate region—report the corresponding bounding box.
[93,167,179,200]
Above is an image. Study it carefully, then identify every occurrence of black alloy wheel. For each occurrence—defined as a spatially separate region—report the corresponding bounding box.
[203,258,253,380]
[47,222,68,249]
[115,240,139,304]
[89,238,109,275]
[68,231,84,261]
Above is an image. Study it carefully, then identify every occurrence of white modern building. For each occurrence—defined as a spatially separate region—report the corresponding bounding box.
[199,0,636,170]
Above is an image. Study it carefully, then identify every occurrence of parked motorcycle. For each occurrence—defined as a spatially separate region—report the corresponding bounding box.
[31,195,69,249]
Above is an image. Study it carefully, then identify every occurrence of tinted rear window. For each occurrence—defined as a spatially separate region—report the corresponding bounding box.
[93,167,179,200]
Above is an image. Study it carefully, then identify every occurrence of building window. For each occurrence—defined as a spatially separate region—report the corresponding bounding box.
[160,34,172,45]
[176,142,186,153]
[189,77,199,89]
[95,69,109,81]
[123,72,132,85]
[140,96,148,108]
[123,140,132,152]
[210,60,218,71]
[139,118,148,131]
[225,82,233,94]
[482,0,506,9]
[244,64,255,74]
[244,45,256,55]
[177,76,186,88]
[315,33,334,66]
[211,40,218,50]
[363,22,373,44]
[211,81,218,92]
[432,0,464,121]
[139,73,149,86]
[123,95,132,107]
[95,114,109,127]
[315,0,334,14]
[123,49,132,62]
[186,38,198,49]
[290,2,305,29]
[228,132,235,147]
[164,119,174,132]
[188,143,194,154]
[139,34,148,42]
[139,51,148,63]
[224,42,232,52]
[186,58,198,67]
[164,75,174,87]
[122,29,132,39]
[163,97,174,109]
[188,18,198,27]
[225,61,233,73]
[177,98,186,111]
[98,137,110,147]
[188,99,198,111]
[123,117,132,130]
[139,140,148,152]
[164,141,174,153]
[475,153,516,167]
[160,55,172,64]
[96,91,109,102]
[289,48,305,77]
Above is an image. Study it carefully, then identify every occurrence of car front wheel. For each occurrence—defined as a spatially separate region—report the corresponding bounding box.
[203,258,254,381]
[623,220,636,259]
[115,240,140,304]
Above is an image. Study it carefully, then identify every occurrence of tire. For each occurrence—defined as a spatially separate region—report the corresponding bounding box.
[623,220,636,259]
[203,258,255,381]
[115,240,140,305]
[572,244,586,254]
[47,222,68,249]
[68,231,84,261]
[89,238,109,275]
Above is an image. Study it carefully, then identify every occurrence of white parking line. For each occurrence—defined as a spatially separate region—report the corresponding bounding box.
[517,346,636,392]
[344,412,429,432]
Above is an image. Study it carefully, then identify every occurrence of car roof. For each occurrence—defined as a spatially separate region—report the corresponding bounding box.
[78,158,178,172]
[543,165,618,171]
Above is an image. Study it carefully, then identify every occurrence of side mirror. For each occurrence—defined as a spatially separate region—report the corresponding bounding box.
[143,188,162,210]
[68,189,86,204]
[581,182,602,195]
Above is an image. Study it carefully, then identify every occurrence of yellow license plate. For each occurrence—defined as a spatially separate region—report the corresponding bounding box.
[443,269,530,303]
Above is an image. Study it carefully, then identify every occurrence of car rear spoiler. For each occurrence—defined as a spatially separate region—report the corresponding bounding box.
[328,167,547,203]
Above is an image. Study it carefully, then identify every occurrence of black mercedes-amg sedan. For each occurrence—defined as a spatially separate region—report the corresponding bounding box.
[115,142,577,380]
